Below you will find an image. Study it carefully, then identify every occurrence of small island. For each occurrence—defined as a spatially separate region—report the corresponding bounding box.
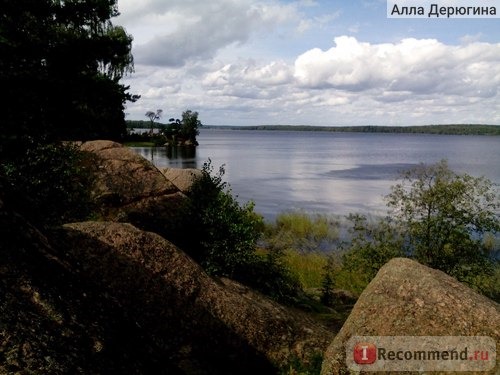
[163,109,202,146]
[126,109,202,146]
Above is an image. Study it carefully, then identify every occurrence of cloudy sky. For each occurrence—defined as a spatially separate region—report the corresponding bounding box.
[116,0,500,126]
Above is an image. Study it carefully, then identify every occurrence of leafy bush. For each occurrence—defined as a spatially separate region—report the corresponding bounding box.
[386,160,499,289]
[183,160,263,276]
[320,161,499,300]
[176,160,301,303]
[2,139,96,227]
[319,215,405,298]
[339,214,405,289]
[237,249,302,304]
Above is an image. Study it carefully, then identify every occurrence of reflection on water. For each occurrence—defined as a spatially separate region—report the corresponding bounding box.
[133,146,197,169]
[131,129,500,221]
[324,163,417,180]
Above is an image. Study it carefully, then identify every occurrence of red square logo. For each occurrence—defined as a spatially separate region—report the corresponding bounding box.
[353,342,377,364]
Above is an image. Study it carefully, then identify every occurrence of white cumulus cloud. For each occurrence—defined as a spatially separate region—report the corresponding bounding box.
[116,0,500,126]
[119,0,299,67]
[294,36,500,99]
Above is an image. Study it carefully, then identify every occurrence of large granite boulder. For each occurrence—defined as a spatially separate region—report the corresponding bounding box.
[54,221,333,372]
[80,141,187,237]
[0,205,184,373]
[321,258,500,375]
[160,167,202,194]
[81,140,178,204]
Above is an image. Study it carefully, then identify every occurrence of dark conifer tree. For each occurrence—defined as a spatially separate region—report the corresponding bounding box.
[0,0,137,150]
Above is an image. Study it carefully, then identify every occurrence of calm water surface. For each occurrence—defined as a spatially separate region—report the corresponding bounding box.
[133,129,500,221]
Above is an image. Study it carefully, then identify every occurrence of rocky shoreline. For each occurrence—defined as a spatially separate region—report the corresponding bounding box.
[1,140,498,374]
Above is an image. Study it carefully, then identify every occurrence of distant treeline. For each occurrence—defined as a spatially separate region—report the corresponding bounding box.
[126,120,163,129]
[127,121,500,135]
[203,124,500,135]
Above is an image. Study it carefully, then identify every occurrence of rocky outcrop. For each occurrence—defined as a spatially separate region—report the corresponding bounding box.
[1,203,332,373]
[321,258,500,375]
[81,140,179,204]
[0,205,184,374]
[161,167,202,194]
[80,140,187,237]
[53,221,333,371]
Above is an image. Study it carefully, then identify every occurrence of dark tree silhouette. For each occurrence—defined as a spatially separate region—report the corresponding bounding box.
[145,109,163,134]
[0,0,137,150]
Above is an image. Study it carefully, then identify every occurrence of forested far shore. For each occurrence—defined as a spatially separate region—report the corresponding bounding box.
[207,124,500,135]
[126,121,500,135]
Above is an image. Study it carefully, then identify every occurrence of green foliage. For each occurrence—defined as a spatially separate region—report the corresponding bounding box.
[283,250,327,289]
[322,254,367,297]
[180,110,202,142]
[124,131,167,146]
[341,214,405,281]
[323,215,405,296]
[320,255,336,306]
[2,139,96,226]
[321,161,499,299]
[164,109,202,144]
[183,160,263,276]
[477,263,500,302]
[264,212,340,253]
[177,160,301,303]
[386,160,499,284]
[238,249,302,304]
[145,109,163,133]
[280,352,323,375]
[263,212,340,301]
[0,0,136,145]
[125,120,153,129]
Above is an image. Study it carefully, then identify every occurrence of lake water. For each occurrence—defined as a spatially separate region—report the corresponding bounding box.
[133,129,500,221]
